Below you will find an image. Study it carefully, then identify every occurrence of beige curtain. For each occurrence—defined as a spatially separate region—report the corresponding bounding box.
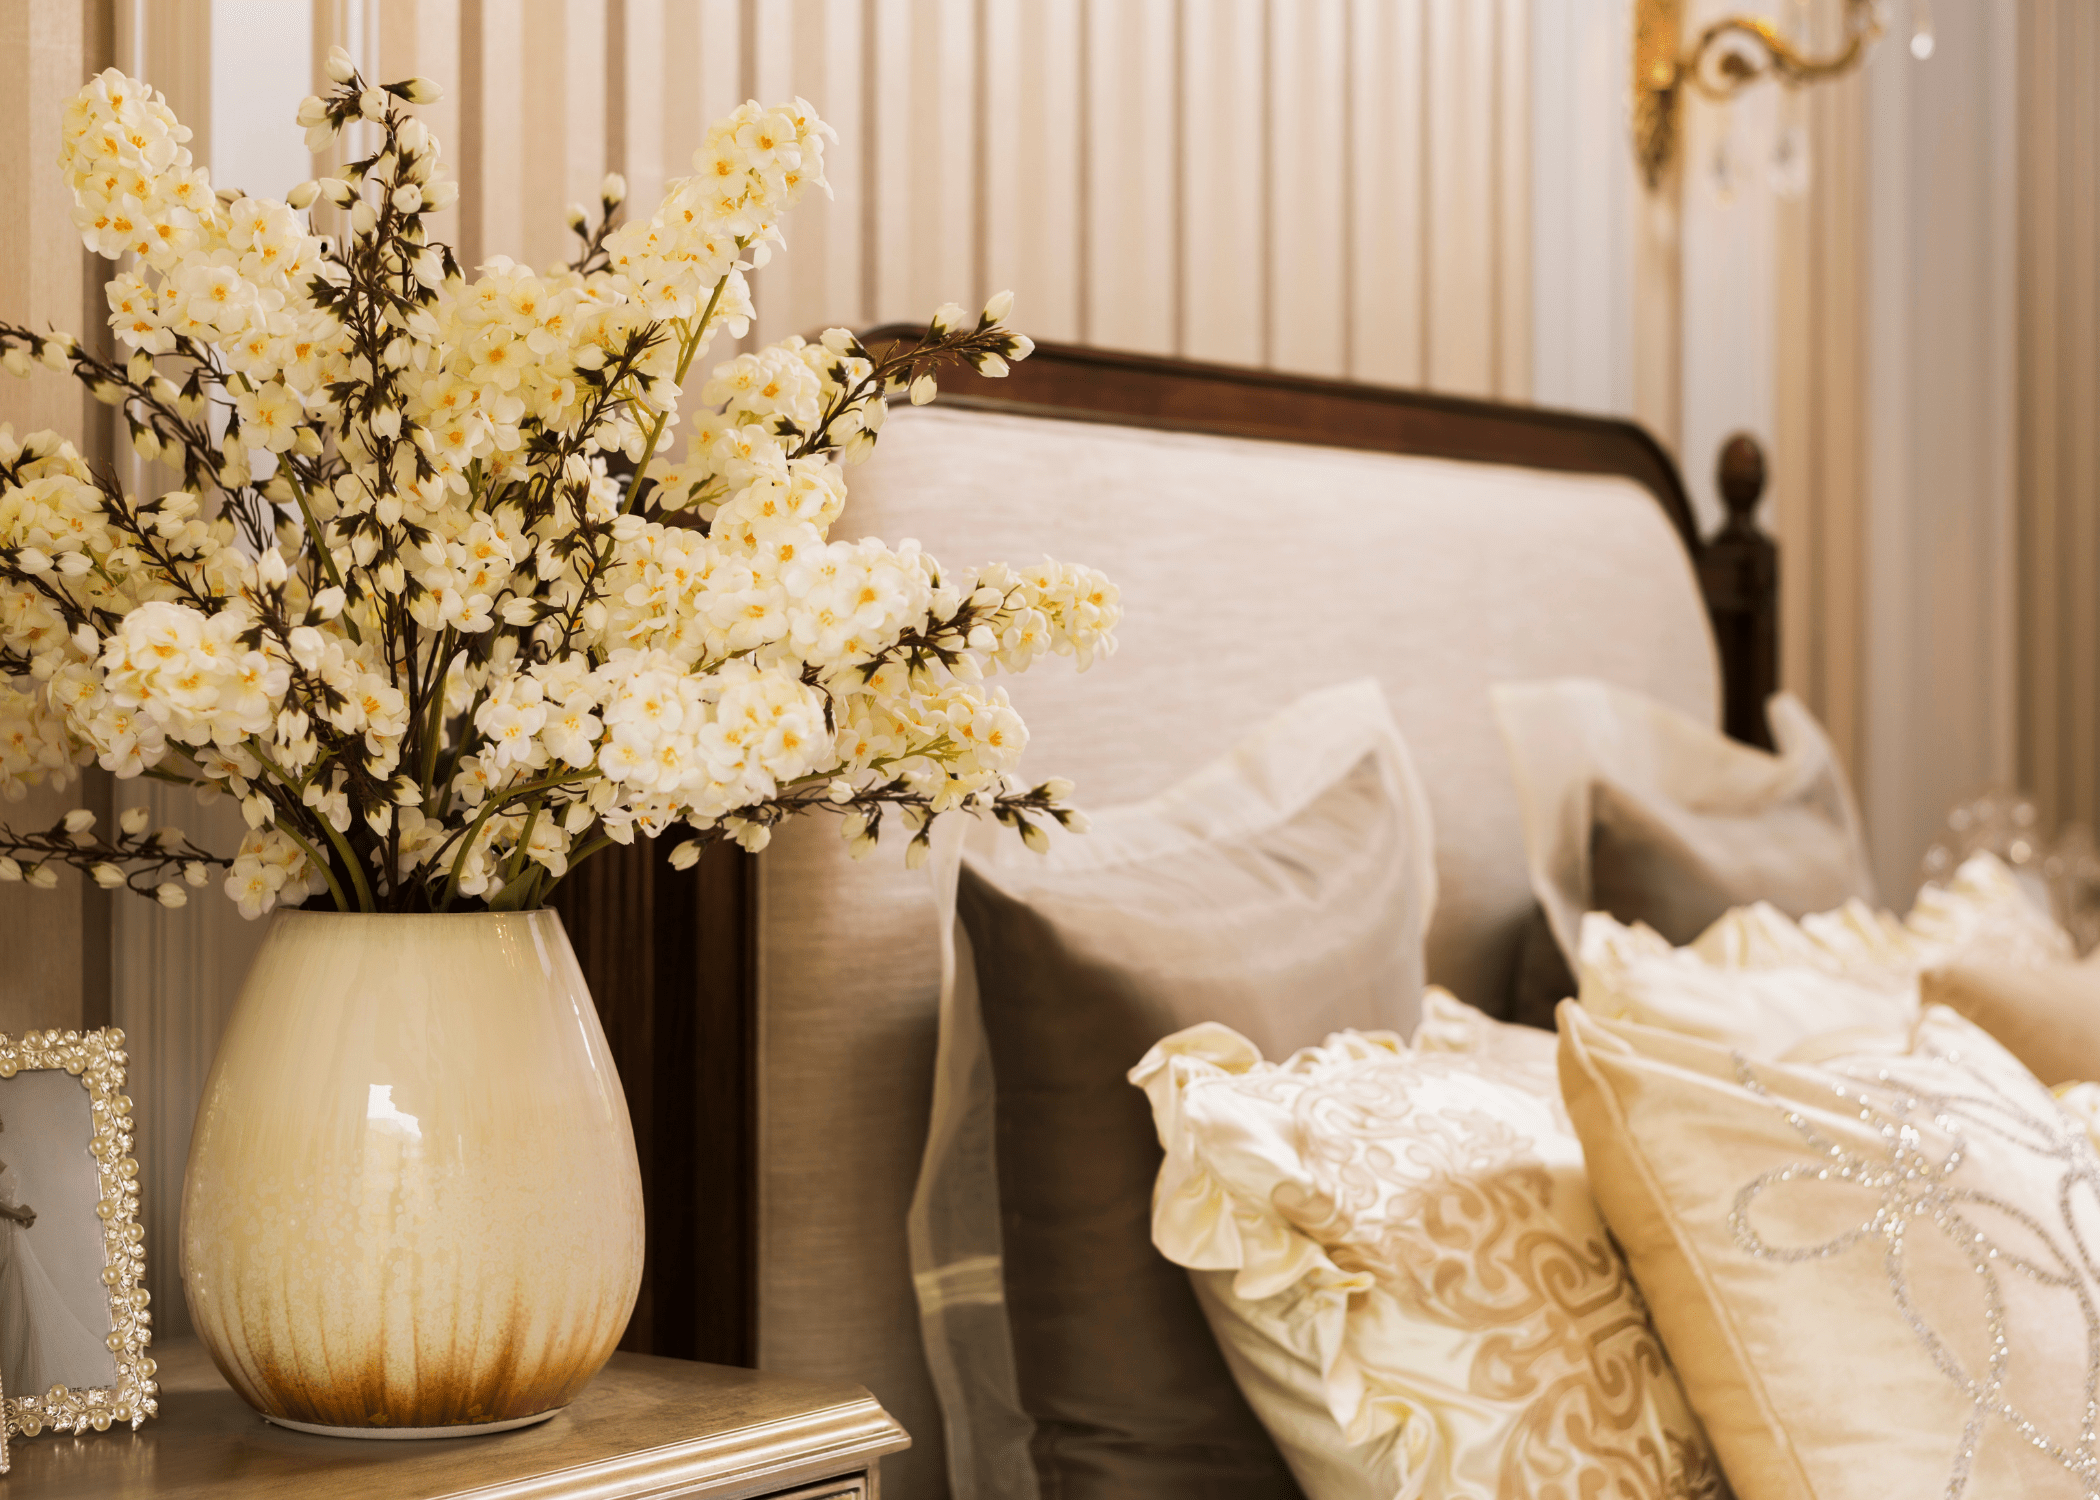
[2017,0,2100,838]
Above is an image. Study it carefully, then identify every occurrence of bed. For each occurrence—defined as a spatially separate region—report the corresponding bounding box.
[551,338,1778,1499]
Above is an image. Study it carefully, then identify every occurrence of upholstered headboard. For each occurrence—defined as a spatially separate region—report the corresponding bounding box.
[553,340,1777,1500]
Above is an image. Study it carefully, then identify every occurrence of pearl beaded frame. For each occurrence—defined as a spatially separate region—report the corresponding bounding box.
[0,1027,156,1439]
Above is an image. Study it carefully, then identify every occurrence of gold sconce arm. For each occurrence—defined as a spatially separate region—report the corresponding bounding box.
[1635,0,1886,190]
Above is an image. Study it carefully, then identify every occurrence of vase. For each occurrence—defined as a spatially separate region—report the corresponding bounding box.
[180,909,644,1438]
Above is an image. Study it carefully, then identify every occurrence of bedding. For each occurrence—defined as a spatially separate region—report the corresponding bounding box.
[1494,681,1874,1027]
[1921,948,2100,1086]
[915,678,1436,1499]
[1575,852,2071,1058]
[1129,992,1725,1499]
[1558,1000,2100,1500]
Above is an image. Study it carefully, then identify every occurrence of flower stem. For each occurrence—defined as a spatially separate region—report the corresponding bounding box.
[270,819,352,915]
[626,259,739,505]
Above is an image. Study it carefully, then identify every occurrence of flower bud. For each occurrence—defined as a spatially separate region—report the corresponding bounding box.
[0,857,20,882]
[350,200,378,236]
[91,863,126,890]
[1,348,31,380]
[983,289,1015,323]
[400,77,443,105]
[256,547,290,586]
[974,352,1009,378]
[1040,777,1075,802]
[669,841,702,871]
[325,44,357,84]
[156,883,188,908]
[26,863,57,889]
[391,183,423,214]
[909,373,937,406]
[183,861,209,887]
[120,807,151,837]
[359,89,388,121]
[904,834,932,870]
[601,172,627,206]
[295,94,329,126]
[312,586,345,620]
[64,808,96,835]
[422,179,459,211]
[1019,820,1051,855]
[317,177,357,208]
[928,301,968,337]
[566,203,589,232]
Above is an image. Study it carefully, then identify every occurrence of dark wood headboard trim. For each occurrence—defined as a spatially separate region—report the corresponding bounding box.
[565,333,1780,1364]
[884,330,1707,561]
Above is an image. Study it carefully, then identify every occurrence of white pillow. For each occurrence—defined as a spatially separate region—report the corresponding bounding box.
[1576,852,2074,1058]
[1129,993,1726,1500]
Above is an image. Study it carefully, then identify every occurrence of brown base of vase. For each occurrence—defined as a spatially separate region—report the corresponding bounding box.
[259,1407,562,1440]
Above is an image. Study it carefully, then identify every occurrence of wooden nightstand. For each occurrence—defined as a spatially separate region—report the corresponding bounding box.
[6,1336,910,1498]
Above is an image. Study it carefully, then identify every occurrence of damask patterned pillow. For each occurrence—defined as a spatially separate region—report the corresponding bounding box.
[1130,997,1726,1500]
[1559,1000,2100,1500]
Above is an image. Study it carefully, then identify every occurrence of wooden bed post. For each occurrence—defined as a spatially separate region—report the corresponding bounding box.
[1697,432,1780,751]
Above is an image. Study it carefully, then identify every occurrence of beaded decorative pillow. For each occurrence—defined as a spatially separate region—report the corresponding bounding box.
[1560,1000,2100,1500]
[1131,996,1726,1500]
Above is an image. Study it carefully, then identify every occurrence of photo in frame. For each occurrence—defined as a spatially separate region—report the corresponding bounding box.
[0,1028,154,1437]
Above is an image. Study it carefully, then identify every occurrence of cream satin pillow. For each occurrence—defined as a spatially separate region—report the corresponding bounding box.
[1559,1001,2100,1500]
[1578,852,2073,1057]
[1130,995,1726,1500]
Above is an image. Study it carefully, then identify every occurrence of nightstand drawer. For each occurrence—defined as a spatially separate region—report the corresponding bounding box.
[767,1479,867,1500]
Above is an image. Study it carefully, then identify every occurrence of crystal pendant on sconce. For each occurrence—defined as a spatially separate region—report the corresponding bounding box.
[1769,124,1811,200]
[1708,111,1740,206]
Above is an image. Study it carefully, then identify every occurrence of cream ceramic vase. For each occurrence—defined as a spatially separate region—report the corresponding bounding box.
[181,909,644,1438]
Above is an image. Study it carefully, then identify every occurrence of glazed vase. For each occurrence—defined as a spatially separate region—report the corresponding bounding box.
[181,909,644,1438]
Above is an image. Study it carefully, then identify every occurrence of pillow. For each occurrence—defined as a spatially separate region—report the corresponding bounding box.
[1494,680,1876,1027]
[1558,1000,2100,1500]
[1128,995,1726,1500]
[1922,948,2100,1087]
[912,678,1437,1500]
[1577,852,2073,1058]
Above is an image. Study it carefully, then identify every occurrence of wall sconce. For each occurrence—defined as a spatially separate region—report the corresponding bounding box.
[1633,0,1926,190]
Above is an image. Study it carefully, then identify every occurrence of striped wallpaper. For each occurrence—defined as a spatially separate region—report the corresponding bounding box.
[304,0,1538,398]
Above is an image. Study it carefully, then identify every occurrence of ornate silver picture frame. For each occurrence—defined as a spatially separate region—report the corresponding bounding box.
[0,1027,155,1437]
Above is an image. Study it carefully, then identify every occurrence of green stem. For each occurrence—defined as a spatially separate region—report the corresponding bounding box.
[270,819,352,914]
[626,261,738,506]
[416,635,457,801]
[436,769,589,910]
[247,745,378,913]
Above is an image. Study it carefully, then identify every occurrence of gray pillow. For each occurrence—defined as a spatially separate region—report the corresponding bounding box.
[1495,682,1877,1028]
[948,681,1436,1498]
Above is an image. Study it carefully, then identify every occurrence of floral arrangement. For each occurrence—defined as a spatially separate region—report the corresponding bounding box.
[0,52,1116,917]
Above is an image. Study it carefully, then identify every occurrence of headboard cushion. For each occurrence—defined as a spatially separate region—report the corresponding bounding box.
[754,405,1719,1496]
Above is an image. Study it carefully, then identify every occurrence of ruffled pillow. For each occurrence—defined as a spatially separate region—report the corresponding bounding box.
[1129,994,1726,1500]
[1577,852,2072,1057]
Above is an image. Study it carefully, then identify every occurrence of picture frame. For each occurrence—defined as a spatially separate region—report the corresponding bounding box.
[0,1027,155,1437]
